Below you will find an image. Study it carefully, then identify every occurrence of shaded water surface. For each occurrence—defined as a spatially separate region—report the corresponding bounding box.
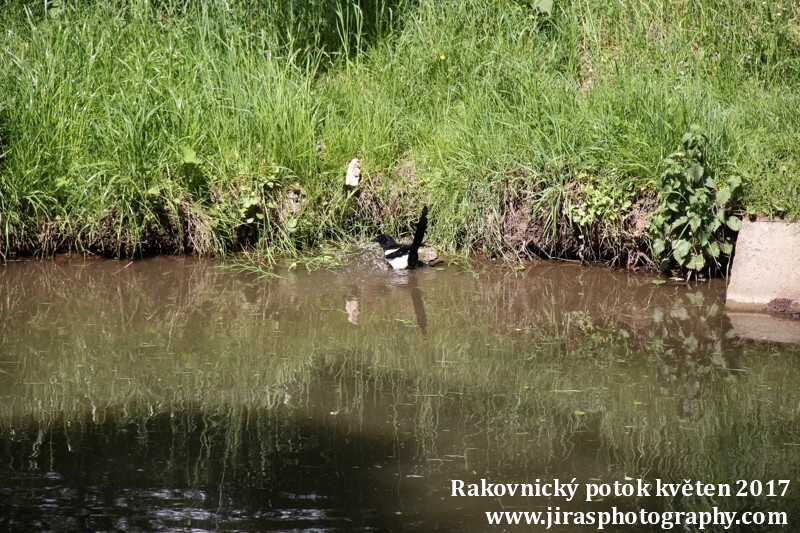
[1,255,799,531]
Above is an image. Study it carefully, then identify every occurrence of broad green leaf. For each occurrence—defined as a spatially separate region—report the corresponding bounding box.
[720,242,733,255]
[707,241,720,258]
[715,187,731,206]
[673,239,691,262]
[726,216,743,231]
[652,238,666,255]
[147,187,160,196]
[689,163,704,183]
[670,216,688,231]
[727,175,742,191]
[48,1,64,18]
[689,215,702,231]
[532,0,553,15]
[181,146,201,165]
[686,254,706,270]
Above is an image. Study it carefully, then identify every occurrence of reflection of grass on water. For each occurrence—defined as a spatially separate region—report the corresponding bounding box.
[1,260,799,517]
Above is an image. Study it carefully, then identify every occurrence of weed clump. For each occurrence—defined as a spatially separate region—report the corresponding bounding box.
[650,127,742,277]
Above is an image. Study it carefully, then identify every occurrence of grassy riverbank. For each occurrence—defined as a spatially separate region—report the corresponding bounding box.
[1,0,799,266]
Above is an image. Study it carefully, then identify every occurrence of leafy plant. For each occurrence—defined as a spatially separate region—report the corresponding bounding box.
[532,0,554,16]
[180,146,208,198]
[650,126,742,274]
[236,171,282,226]
[568,177,633,229]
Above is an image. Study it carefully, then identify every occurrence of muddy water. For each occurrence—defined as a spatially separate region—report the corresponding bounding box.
[1,255,799,531]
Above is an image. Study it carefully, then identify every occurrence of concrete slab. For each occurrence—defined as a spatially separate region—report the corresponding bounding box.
[726,219,800,344]
[726,219,800,311]
[727,312,800,344]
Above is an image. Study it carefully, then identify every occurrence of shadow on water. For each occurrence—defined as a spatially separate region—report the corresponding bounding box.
[1,255,799,530]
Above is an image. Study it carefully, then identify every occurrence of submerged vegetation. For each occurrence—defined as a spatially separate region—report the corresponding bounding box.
[1,0,799,270]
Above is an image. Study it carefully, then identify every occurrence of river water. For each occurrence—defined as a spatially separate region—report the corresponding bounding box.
[1,255,798,531]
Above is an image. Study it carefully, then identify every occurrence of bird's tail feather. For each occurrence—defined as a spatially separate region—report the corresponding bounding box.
[411,206,428,251]
[408,205,428,268]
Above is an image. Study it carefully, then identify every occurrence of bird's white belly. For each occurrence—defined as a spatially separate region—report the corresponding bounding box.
[385,250,409,270]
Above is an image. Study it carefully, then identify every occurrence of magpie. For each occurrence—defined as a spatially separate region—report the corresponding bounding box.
[375,206,428,270]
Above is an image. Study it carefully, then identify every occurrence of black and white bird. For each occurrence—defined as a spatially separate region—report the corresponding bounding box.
[375,206,428,270]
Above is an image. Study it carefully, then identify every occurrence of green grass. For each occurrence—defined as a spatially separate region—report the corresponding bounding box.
[1,0,799,263]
